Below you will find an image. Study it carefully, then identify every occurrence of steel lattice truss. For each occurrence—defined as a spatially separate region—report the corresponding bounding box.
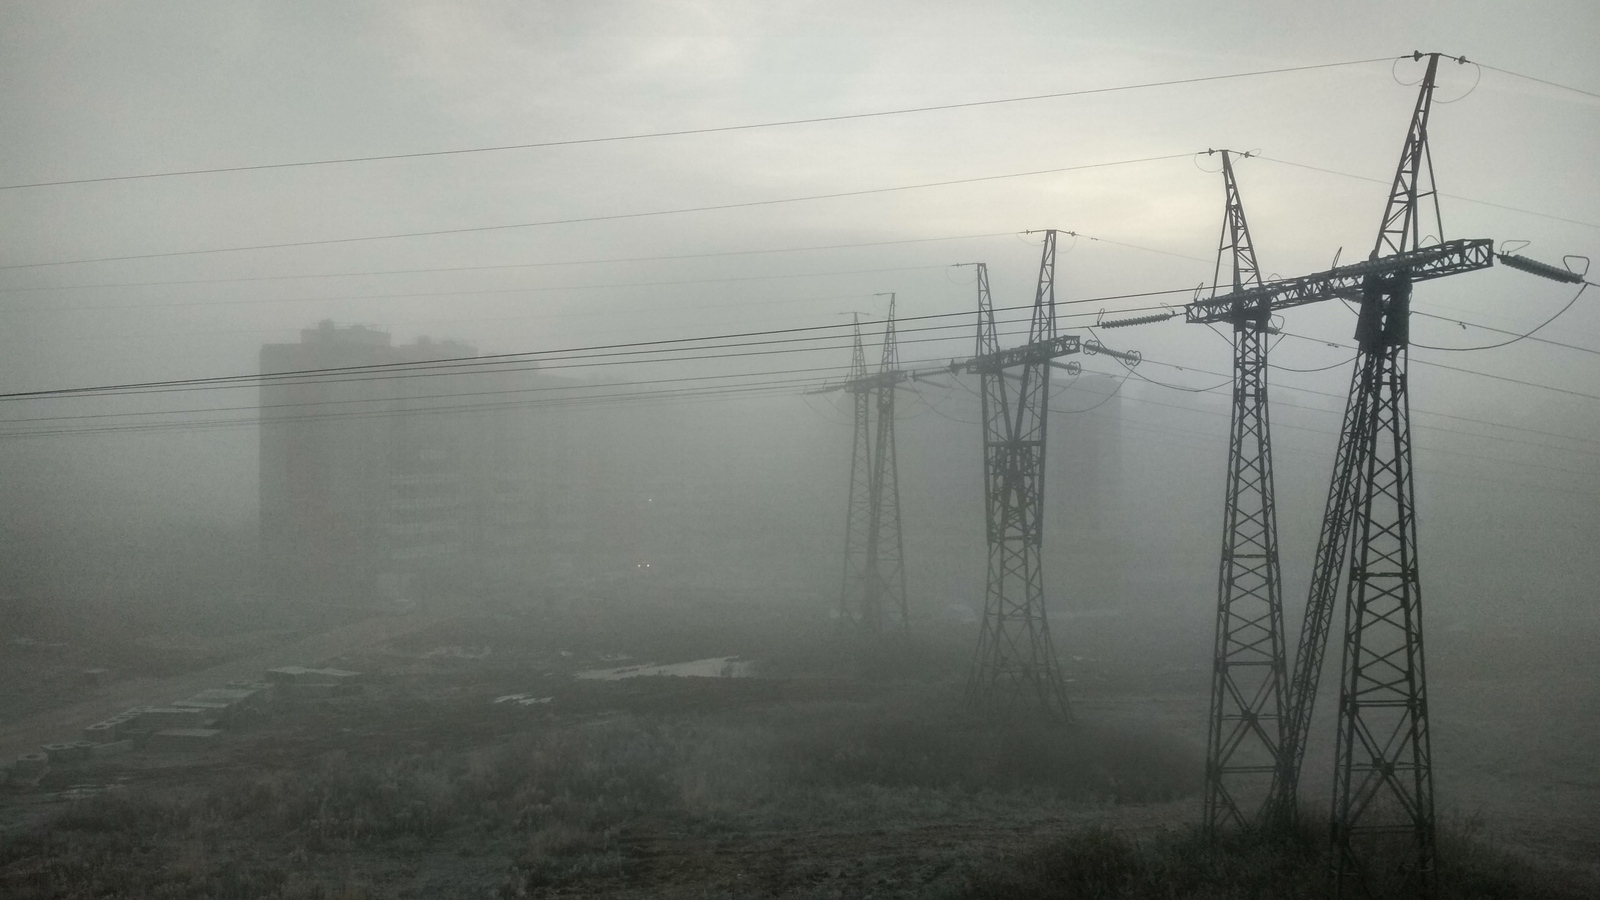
[838,317,878,632]
[1331,274,1434,896]
[1201,151,1290,838]
[1278,360,1367,812]
[836,310,909,638]
[865,298,909,636]
[964,234,1075,720]
[1185,55,1492,895]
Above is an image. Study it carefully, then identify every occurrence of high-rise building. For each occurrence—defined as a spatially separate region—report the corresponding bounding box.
[259,321,545,602]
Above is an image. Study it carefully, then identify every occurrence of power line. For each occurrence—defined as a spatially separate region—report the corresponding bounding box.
[0,287,1195,401]
[1,264,955,315]
[1411,283,1595,354]
[0,58,1394,192]
[3,225,1215,313]
[1106,346,1600,459]
[0,377,824,440]
[0,154,1192,271]
[1275,330,1600,404]
[1478,62,1600,101]
[0,231,1023,293]
[1254,155,1600,230]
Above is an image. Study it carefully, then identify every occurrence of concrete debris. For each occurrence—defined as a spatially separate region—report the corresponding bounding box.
[130,707,213,730]
[83,721,121,743]
[43,742,90,764]
[493,694,553,705]
[12,753,48,778]
[150,728,221,748]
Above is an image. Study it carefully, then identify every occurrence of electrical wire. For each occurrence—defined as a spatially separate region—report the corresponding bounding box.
[2,264,956,315]
[0,231,1023,294]
[1411,283,1590,352]
[0,57,1395,192]
[1270,356,1358,373]
[1274,330,1600,404]
[1477,62,1600,101]
[1088,325,1230,393]
[1253,155,1600,230]
[1052,370,1133,413]
[0,154,1193,271]
[1104,348,1600,458]
[0,288,1196,402]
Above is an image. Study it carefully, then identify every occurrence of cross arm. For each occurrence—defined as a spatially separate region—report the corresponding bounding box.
[962,335,1082,374]
[1184,238,1494,325]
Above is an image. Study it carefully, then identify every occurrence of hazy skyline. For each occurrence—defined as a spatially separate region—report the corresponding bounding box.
[0,2,1595,622]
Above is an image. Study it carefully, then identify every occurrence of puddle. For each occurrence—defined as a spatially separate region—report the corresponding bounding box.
[574,656,755,681]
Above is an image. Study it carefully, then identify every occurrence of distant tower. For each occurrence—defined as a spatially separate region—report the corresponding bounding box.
[864,296,909,636]
[836,304,909,637]
[965,234,1075,720]
[837,316,877,631]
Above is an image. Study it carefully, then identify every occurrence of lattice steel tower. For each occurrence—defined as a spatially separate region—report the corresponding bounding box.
[1200,150,1290,839]
[964,234,1077,719]
[837,316,877,631]
[1326,53,1445,898]
[1176,51,1492,899]
[835,305,909,637]
[864,296,910,636]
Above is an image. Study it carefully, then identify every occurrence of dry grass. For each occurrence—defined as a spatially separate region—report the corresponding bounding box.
[1,676,1588,899]
[956,818,1599,900]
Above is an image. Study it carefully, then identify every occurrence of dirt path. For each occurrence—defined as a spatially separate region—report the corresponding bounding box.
[0,612,445,761]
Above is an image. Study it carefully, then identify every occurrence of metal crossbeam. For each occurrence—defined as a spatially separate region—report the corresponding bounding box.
[1185,239,1492,326]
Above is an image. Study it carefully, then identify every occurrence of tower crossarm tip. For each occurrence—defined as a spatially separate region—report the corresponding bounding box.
[1497,251,1587,283]
[1184,238,1493,325]
[1082,339,1142,365]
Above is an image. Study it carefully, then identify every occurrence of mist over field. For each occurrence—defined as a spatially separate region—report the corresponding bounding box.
[0,3,1596,898]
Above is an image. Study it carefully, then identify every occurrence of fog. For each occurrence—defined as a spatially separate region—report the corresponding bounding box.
[0,3,1597,897]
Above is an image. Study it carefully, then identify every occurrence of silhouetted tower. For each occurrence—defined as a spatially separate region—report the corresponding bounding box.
[1324,54,1446,897]
[964,234,1080,720]
[864,295,910,636]
[837,316,877,631]
[1178,52,1494,895]
[1200,150,1290,840]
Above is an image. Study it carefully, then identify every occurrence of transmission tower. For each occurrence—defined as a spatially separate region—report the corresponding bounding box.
[1323,53,1448,896]
[963,232,1099,720]
[1198,150,1290,839]
[831,305,909,637]
[1174,52,1491,896]
[837,316,877,632]
[864,295,910,636]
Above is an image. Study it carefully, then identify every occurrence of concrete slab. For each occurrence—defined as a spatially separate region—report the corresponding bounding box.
[12,753,47,778]
[82,722,120,743]
[132,707,212,729]
[149,728,221,749]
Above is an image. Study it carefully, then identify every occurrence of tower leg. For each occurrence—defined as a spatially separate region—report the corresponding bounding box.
[1203,321,1289,838]
[1331,274,1434,897]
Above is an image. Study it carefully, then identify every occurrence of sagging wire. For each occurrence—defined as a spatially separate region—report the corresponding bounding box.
[1051,369,1133,414]
[1271,356,1359,373]
[1086,326,1227,394]
[1413,282,1588,351]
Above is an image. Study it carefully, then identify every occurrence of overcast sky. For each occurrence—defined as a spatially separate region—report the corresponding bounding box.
[0,1,1596,530]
